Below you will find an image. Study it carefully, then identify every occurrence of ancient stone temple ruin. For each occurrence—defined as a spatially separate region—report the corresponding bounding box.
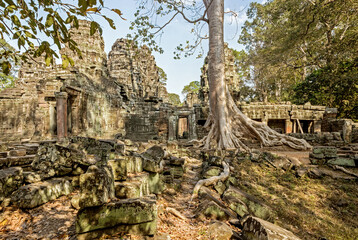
[1,20,358,240]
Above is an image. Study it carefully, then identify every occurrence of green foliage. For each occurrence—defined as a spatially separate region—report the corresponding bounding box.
[292,59,358,121]
[157,66,167,84]
[182,81,200,96]
[168,93,181,106]
[0,0,123,75]
[0,39,18,90]
[239,0,358,103]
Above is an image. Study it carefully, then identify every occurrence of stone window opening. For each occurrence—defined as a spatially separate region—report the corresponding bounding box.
[268,119,286,134]
[197,119,206,126]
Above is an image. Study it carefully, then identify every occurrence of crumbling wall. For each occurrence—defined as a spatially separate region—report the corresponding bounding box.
[108,39,168,101]
[0,20,126,142]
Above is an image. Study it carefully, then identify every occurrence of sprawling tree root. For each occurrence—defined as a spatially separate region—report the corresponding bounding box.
[191,160,230,201]
[331,165,358,178]
[166,207,187,220]
[198,87,312,151]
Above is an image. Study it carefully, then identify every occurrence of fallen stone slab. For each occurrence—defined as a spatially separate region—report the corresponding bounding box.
[148,172,165,194]
[23,171,42,183]
[242,216,301,240]
[77,220,157,240]
[108,159,127,180]
[166,156,185,166]
[6,155,36,167]
[196,200,231,221]
[11,178,72,208]
[9,149,27,157]
[327,158,356,167]
[223,186,273,220]
[0,167,23,202]
[141,146,165,173]
[79,165,115,208]
[126,154,143,174]
[208,221,233,240]
[203,166,223,179]
[32,144,88,179]
[76,197,157,234]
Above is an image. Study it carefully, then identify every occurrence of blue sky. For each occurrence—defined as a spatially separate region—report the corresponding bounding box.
[94,0,257,99]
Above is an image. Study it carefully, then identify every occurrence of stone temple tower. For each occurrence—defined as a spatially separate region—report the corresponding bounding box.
[60,20,108,82]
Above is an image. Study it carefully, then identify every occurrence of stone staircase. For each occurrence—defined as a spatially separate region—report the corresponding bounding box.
[0,142,39,169]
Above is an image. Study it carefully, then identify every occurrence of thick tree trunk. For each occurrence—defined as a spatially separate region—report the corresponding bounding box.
[202,0,311,151]
[207,0,232,149]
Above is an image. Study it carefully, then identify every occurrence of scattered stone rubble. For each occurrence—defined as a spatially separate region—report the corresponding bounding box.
[0,138,310,239]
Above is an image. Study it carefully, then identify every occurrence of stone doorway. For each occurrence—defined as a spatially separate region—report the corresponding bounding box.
[178,117,189,139]
[300,120,314,133]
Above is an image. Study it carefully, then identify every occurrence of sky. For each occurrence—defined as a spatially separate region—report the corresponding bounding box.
[93,0,256,99]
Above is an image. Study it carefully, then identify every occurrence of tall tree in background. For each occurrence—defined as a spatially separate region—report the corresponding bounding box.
[132,0,310,150]
[168,93,182,106]
[182,81,200,99]
[239,0,358,103]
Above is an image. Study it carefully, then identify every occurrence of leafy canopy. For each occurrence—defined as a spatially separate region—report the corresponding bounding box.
[182,80,200,96]
[292,59,358,121]
[168,93,181,106]
[239,0,358,103]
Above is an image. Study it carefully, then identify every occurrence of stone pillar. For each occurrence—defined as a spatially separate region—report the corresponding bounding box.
[49,104,56,136]
[285,119,293,133]
[261,112,268,125]
[55,92,68,140]
[168,116,177,141]
[313,120,321,133]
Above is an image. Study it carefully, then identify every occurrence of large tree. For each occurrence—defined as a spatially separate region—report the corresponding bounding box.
[239,0,358,103]
[132,0,310,150]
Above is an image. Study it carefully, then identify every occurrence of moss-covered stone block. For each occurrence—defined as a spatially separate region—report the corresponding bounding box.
[223,186,273,220]
[11,178,72,208]
[148,172,165,194]
[214,181,226,195]
[327,158,356,167]
[108,159,127,180]
[0,167,23,202]
[203,166,222,179]
[79,165,115,208]
[77,220,157,240]
[76,198,157,233]
[125,155,143,174]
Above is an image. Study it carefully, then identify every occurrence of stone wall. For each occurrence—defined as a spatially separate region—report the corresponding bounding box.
[125,102,197,142]
[0,21,126,142]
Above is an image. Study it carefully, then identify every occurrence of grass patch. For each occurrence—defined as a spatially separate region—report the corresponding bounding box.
[231,159,358,240]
